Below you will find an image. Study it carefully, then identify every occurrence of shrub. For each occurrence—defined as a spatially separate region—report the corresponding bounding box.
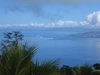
[91,70,100,75]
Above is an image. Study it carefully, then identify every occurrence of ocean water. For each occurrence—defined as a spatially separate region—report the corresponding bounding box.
[0,27,100,66]
[24,35,100,67]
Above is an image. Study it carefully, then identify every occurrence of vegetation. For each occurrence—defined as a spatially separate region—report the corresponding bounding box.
[60,65,73,75]
[91,70,100,75]
[93,63,100,70]
[72,64,92,75]
[0,31,100,75]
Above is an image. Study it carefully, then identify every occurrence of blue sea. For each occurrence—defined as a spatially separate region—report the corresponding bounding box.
[0,27,100,66]
[26,37,100,66]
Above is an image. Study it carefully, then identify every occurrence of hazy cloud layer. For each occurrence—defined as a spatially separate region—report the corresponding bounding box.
[3,5,24,12]
[10,0,100,5]
[2,0,100,20]
[0,11,100,28]
[2,0,67,20]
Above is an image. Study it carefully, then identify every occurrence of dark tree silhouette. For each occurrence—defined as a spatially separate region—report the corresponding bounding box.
[0,31,23,52]
[60,65,73,75]
[93,63,100,70]
[2,31,23,45]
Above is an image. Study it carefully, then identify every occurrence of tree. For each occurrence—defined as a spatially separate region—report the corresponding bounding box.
[0,31,36,75]
[0,42,37,75]
[0,31,23,52]
[60,65,73,75]
[0,31,60,75]
[93,63,100,70]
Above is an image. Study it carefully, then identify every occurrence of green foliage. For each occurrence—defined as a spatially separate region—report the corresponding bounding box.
[91,70,100,75]
[0,31,37,75]
[33,59,60,75]
[93,63,100,70]
[0,43,37,75]
[72,63,93,75]
[0,31,60,75]
[1,31,100,75]
[60,65,73,75]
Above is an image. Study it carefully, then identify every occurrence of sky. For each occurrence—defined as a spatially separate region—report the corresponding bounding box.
[0,0,100,28]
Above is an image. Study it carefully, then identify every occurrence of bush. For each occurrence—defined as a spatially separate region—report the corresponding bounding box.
[72,64,92,75]
[91,70,100,75]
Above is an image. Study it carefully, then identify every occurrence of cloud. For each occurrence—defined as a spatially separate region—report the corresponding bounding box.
[3,5,24,12]
[78,11,100,28]
[1,11,100,28]
[85,11,100,27]
[2,0,64,20]
[3,0,100,20]
[52,20,78,27]
[0,21,79,28]
[9,0,100,5]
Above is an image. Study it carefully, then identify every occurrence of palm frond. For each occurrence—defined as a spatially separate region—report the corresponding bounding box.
[0,43,37,75]
[33,59,60,75]
[72,63,92,75]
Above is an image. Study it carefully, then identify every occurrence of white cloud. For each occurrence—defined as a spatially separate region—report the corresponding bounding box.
[86,11,100,23]
[79,21,89,26]
[84,11,100,27]
[30,23,44,27]
[1,11,100,28]
[56,20,78,27]
[0,21,79,28]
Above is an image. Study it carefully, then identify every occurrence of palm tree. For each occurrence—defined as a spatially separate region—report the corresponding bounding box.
[0,43,37,75]
[0,31,60,75]
[0,42,60,75]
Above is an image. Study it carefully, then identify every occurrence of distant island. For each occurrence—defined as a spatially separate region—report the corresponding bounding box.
[68,31,100,38]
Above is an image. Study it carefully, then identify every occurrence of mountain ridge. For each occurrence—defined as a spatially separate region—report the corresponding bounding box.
[68,31,100,38]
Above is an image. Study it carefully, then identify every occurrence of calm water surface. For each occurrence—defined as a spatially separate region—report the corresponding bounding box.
[24,36,100,66]
[0,28,100,66]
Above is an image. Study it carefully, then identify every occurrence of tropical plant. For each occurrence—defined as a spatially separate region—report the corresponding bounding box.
[60,65,73,75]
[0,31,36,75]
[72,63,92,75]
[32,59,60,75]
[93,63,100,70]
[91,70,100,75]
[0,31,60,75]
[0,43,37,75]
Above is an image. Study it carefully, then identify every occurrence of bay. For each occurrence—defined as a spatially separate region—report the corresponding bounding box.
[0,27,100,66]
[24,36,100,66]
